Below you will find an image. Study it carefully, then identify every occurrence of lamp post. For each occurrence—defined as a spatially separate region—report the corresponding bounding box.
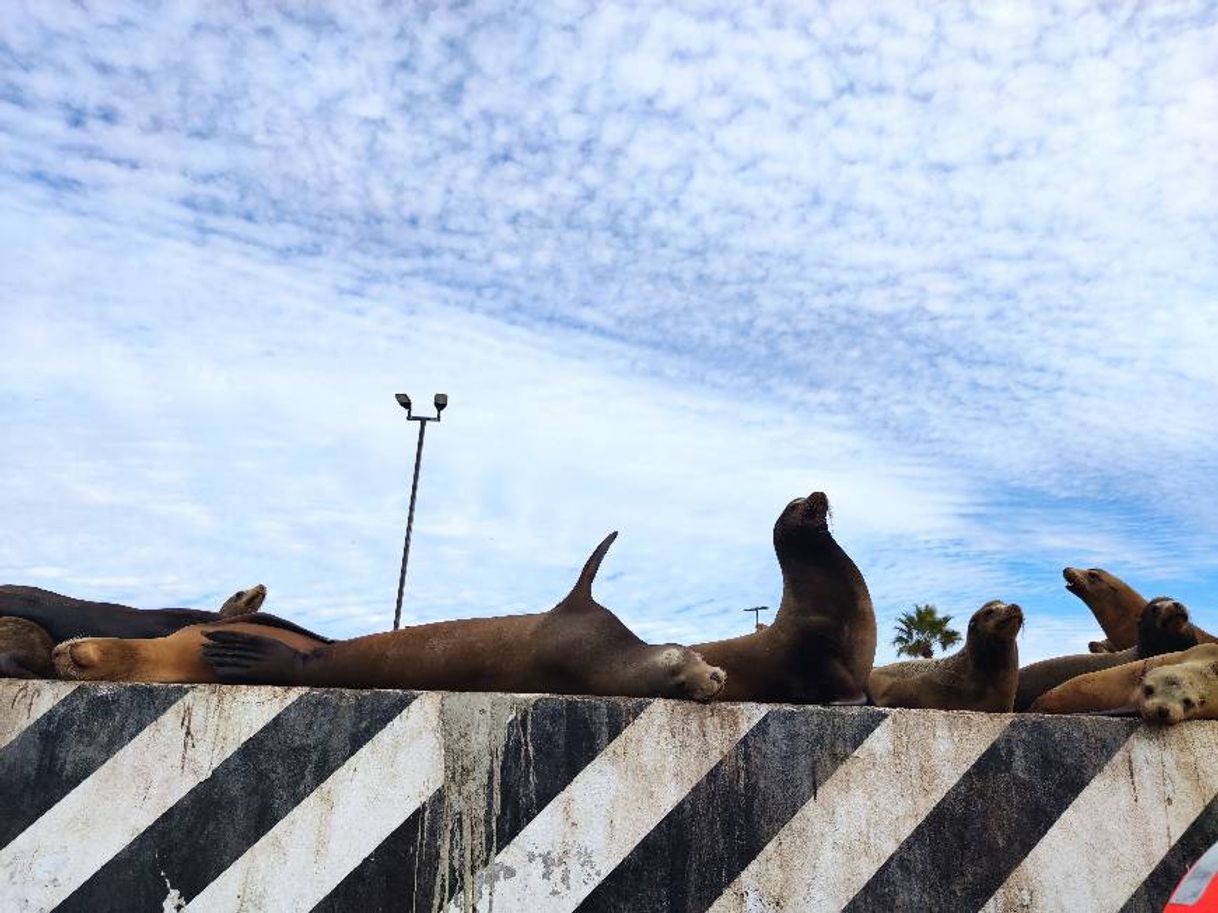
[392,392,447,630]
[744,605,770,631]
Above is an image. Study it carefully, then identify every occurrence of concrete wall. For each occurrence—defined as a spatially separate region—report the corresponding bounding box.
[1,679,1216,912]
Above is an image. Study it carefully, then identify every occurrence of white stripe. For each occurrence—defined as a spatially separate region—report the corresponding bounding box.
[708,709,1009,913]
[978,721,1218,913]
[452,699,768,913]
[0,680,79,751]
[184,692,443,913]
[0,685,299,912]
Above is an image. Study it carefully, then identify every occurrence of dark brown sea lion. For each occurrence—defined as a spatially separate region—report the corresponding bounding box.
[868,601,1023,712]
[52,613,326,684]
[0,617,55,679]
[1014,595,1200,711]
[1029,644,1218,715]
[1062,567,1146,653]
[200,533,727,701]
[691,492,876,704]
[0,583,267,643]
[1139,655,1218,725]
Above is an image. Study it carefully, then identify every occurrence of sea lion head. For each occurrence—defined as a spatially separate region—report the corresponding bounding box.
[969,600,1024,643]
[52,637,136,681]
[1138,662,1216,725]
[219,583,268,619]
[1139,596,1197,656]
[773,491,831,558]
[1062,567,1124,600]
[635,645,726,702]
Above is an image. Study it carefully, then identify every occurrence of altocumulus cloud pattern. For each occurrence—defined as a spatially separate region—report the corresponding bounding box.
[0,1,1216,661]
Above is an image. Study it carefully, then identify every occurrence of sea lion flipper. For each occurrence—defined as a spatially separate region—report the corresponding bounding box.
[202,629,305,684]
[554,532,618,611]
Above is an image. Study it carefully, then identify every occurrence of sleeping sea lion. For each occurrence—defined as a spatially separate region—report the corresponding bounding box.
[1028,644,1218,715]
[868,601,1023,712]
[1139,655,1218,725]
[200,533,726,702]
[52,612,326,683]
[0,617,55,679]
[691,491,876,703]
[1014,595,1199,711]
[0,582,267,643]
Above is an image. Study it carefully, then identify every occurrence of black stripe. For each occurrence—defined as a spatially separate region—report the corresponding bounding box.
[1120,792,1218,913]
[312,694,650,913]
[575,705,888,913]
[844,715,1136,913]
[0,683,187,849]
[57,688,416,913]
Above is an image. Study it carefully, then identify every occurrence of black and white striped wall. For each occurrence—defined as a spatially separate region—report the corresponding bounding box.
[2,680,1216,912]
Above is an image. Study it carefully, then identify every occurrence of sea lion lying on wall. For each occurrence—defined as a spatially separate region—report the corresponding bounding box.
[1028,643,1218,715]
[1138,654,1218,725]
[868,601,1023,712]
[197,533,726,701]
[691,491,876,703]
[0,617,56,679]
[0,583,268,643]
[52,613,327,684]
[1014,596,1199,711]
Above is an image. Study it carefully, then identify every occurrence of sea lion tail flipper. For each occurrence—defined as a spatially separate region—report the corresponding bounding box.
[202,630,304,684]
[219,584,268,619]
[555,531,618,610]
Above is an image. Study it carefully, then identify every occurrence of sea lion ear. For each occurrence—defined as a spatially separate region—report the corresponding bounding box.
[555,532,618,610]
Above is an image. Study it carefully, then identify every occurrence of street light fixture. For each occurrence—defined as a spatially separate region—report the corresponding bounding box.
[744,605,771,631]
[392,392,448,630]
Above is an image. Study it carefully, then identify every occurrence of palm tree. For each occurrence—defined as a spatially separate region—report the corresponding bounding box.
[892,603,962,659]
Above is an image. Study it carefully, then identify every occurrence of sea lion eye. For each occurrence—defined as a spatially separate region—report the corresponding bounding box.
[1183,698,1195,711]
[1142,685,1155,698]
[1088,570,1101,580]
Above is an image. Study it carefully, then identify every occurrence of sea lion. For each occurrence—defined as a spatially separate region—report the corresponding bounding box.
[0,617,55,679]
[868,601,1023,712]
[691,491,876,703]
[1062,567,1146,653]
[52,612,326,683]
[1013,595,1200,711]
[1138,655,1218,725]
[0,582,267,643]
[1028,644,1218,715]
[201,533,727,701]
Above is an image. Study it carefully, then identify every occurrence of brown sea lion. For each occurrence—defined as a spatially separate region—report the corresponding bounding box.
[52,612,325,684]
[1062,567,1146,653]
[691,491,876,704]
[200,533,726,701]
[0,582,267,643]
[1139,655,1218,725]
[1029,644,1218,715]
[868,601,1023,712]
[1014,595,1200,711]
[0,617,56,679]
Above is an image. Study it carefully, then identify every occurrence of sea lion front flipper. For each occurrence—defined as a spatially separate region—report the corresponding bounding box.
[551,532,618,612]
[202,629,307,684]
[219,584,268,619]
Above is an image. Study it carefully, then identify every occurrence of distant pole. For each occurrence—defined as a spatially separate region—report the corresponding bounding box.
[744,605,771,631]
[392,392,448,630]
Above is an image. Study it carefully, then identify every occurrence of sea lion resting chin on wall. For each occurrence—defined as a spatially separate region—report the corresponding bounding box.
[1139,655,1218,725]
[869,600,1023,712]
[1028,644,1218,716]
[691,491,877,704]
[198,533,726,702]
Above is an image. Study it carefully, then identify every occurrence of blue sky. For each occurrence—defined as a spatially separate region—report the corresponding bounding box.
[1,1,1216,664]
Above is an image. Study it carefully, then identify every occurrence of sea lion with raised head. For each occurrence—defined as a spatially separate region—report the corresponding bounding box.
[1138,655,1218,725]
[0,617,55,679]
[1014,595,1200,711]
[691,492,876,704]
[1062,567,1146,653]
[0,583,268,643]
[200,533,726,701]
[1028,643,1218,715]
[53,612,326,683]
[868,601,1024,712]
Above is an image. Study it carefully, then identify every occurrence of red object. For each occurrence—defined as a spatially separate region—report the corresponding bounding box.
[1165,840,1218,910]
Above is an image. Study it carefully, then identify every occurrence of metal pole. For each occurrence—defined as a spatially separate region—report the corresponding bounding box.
[393,420,429,630]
